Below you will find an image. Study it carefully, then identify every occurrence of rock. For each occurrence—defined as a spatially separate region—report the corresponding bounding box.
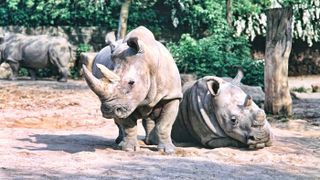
[0,62,11,79]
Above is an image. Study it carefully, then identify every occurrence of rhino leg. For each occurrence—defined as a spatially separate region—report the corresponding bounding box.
[116,117,139,151]
[28,69,37,80]
[8,62,19,80]
[142,118,157,145]
[114,120,124,144]
[156,99,179,154]
[57,67,68,82]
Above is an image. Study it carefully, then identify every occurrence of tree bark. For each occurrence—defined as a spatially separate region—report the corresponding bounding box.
[117,0,131,40]
[226,0,233,26]
[264,7,293,116]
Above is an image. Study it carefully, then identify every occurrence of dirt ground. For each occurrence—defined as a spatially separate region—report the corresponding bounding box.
[0,77,319,179]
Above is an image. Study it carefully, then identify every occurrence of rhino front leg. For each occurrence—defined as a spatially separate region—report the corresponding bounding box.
[156,99,179,153]
[57,67,68,82]
[114,120,124,144]
[8,62,19,80]
[116,118,139,151]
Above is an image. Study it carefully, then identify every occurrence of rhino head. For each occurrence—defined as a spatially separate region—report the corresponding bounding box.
[206,72,272,148]
[83,27,158,119]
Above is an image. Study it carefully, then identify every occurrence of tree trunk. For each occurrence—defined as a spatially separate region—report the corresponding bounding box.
[226,0,233,26]
[117,0,131,40]
[264,7,293,116]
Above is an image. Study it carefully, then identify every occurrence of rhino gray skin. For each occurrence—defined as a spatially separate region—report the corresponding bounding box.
[0,33,72,82]
[170,71,273,149]
[83,26,182,153]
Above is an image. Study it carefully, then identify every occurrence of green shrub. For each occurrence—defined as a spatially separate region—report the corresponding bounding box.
[69,43,92,79]
[168,33,264,87]
[18,68,28,77]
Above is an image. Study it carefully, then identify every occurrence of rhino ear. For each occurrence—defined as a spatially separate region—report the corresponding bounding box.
[127,37,140,53]
[207,79,220,96]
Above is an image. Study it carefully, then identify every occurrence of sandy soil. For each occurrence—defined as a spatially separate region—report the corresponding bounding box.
[0,78,319,179]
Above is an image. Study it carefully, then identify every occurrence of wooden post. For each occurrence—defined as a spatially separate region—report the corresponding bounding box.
[264,7,293,116]
[226,0,233,26]
[117,0,131,40]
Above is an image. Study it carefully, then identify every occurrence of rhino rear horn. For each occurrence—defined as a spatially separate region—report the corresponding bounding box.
[82,65,107,97]
[96,64,120,83]
[232,68,244,86]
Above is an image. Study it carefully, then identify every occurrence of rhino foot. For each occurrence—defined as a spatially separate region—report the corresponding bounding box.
[157,142,175,154]
[57,77,67,82]
[119,139,140,151]
[115,136,123,144]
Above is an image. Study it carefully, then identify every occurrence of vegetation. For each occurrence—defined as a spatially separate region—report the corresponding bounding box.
[1,0,319,85]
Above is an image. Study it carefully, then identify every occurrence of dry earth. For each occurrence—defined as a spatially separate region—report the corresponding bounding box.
[0,77,319,179]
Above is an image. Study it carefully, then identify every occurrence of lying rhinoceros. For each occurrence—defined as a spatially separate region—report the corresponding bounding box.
[0,33,72,82]
[83,26,182,153]
[170,70,273,149]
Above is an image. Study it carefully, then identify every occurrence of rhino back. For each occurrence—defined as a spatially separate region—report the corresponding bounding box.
[153,41,182,101]
[21,36,50,68]
[172,78,244,148]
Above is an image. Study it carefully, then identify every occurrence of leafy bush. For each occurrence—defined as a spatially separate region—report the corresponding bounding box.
[168,33,264,87]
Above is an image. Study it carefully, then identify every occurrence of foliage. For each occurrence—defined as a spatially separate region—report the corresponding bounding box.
[18,67,28,76]
[69,43,93,79]
[0,0,120,27]
[168,33,265,87]
[165,0,265,86]
[290,86,309,93]
[234,0,320,46]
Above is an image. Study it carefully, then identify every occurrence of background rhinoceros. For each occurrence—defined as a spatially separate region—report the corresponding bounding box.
[83,26,182,153]
[0,33,72,82]
[171,70,273,149]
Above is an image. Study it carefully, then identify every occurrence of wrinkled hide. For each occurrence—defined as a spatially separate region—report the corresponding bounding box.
[172,74,273,149]
[0,33,72,82]
[83,26,182,153]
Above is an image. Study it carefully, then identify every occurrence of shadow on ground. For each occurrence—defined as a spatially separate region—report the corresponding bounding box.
[15,134,118,153]
[1,156,317,179]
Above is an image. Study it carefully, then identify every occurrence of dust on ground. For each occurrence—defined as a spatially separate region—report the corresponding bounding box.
[0,77,319,179]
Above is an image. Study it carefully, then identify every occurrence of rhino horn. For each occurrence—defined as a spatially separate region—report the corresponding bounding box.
[255,109,266,124]
[232,68,244,85]
[96,64,120,83]
[244,95,253,107]
[82,65,108,97]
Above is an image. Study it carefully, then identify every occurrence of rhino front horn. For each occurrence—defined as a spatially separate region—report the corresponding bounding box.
[82,64,108,97]
[96,64,120,83]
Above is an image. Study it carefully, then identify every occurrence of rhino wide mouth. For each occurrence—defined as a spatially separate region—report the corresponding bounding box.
[245,129,272,149]
[101,103,134,119]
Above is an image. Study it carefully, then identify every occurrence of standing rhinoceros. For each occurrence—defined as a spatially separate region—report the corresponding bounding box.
[82,26,182,153]
[0,33,72,82]
[171,70,273,149]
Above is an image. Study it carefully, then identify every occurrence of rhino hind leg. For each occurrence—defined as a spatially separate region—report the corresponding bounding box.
[28,69,37,80]
[116,118,140,151]
[155,99,180,154]
[142,118,158,145]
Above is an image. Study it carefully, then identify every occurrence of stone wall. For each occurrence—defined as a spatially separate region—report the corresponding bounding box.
[0,26,110,51]
[251,35,320,76]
